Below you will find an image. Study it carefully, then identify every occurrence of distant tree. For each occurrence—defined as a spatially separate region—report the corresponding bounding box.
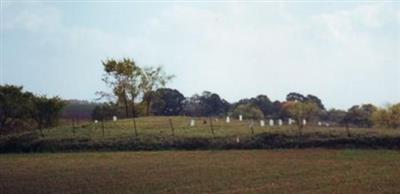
[182,92,230,117]
[139,66,174,116]
[232,103,264,120]
[236,95,273,116]
[286,92,307,102]
[91,103,118,121]
[345,104,377,128]
[151,88,185,116]
[31,96,66,136]
[284,101,320,135]
[326,108,347,124]
[372,103,400,129]
[305,94,325,110]
[182,95,203,117]
[0,85,34,134]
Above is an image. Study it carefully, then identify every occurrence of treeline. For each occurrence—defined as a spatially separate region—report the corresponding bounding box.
[0,85,65,135]
[1,57,399,136]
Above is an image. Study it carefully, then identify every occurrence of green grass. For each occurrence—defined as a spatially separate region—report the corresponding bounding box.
[43,116,400,140]
[1,149,400,193]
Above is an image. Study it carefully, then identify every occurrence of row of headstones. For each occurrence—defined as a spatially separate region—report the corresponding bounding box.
[189,117,305,127]
[93,116,119,124]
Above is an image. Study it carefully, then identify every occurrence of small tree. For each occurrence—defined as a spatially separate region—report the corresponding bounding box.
[284,101,320,136]
[140,66,174,116]
[372,103,400,129]
[232,103,264,120]
[0,85,34,135]
[32,96,65,136]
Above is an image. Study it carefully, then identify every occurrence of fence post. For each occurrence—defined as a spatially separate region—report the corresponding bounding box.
[209,117,215,138]
[250,120,254,135]
[169,118,175,136]
[133,118,138,137]
[101,118,105,137]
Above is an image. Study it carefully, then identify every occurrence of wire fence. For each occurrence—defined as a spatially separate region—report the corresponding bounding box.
[43,116,400,140]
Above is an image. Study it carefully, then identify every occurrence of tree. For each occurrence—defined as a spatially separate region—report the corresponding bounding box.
[232,103,264,120]
[305,94,325,110]
[101,58,138,118]
[91,103,118,121]
[372,103,400,129]
[345,104,377,128]
[150,88,185,116]
[31,96,66,136]
[284,101,320,135]
[286,92,306,102]
[0,85,34,134]
[139,66,174,116]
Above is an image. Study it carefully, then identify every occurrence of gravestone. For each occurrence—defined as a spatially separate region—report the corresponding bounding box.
[239,115,243,121]
[190,119,195,127]
[269,119,274,127]
[288,118,293,125]
[226,116,230,123]
[94,120,98,124]
[318,121,322,126]
[260,120,265,127]
[302,119,307,126]
[113,116,117,122]
[278,119,283,126]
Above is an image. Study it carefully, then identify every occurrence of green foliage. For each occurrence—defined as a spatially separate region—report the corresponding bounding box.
[150,88,185,116]
[32,96,66,130]
[284,101,320,132]
[101,58,142,118]
[372,103,400,129]
[345,104,377,128]
[232,103,264,120]
[0,85,34,133]
[140,66,174,116]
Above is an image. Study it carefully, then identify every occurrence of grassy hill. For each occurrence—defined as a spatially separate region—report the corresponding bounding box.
[1,116,400,153]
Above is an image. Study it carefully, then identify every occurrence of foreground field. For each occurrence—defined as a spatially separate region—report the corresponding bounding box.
[1,149,400,194]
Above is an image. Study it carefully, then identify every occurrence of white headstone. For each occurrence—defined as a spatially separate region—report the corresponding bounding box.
[288,118,293,125]
[94,120,98,124]
[113,116,117,122]
[325,123,330,127]
[239,115,243,121]
[302,119,307,126]
[269,119,274,127]
[278,119,283,126]
[190,119,195,127]
[226,116,230,123]
[260,120,265,127]
[236,136,240,143]
[318,121,322,126]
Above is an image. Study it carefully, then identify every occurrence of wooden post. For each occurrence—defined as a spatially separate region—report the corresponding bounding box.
[169,118,175,136]
[209,117,214,138]
[101,118,105,138]
[133,118,138,137]
[250,120,254,135]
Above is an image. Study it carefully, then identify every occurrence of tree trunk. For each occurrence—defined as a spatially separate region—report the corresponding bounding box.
[122,92,129,118]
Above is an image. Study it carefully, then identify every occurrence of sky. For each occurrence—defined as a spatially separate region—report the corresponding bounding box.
[1,0,399,109]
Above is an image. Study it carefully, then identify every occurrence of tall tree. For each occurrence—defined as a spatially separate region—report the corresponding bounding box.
[101,58,138,118]
[140,66,174,116]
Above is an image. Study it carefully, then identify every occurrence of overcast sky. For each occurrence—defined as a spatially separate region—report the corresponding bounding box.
[1,1,399,109]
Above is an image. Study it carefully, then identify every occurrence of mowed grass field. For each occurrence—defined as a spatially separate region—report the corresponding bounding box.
[1,149,400,194]
[45,116,400,139]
